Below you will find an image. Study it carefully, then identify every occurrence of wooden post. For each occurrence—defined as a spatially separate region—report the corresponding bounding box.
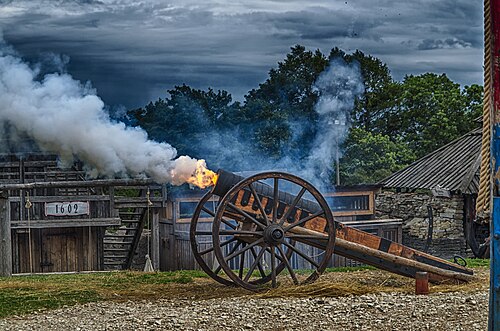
[108,186,116,217]
[415,272,429,295]
[0,191,12,277]
[151,210,160,270]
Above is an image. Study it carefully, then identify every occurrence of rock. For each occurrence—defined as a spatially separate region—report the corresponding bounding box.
[0,289,488,331]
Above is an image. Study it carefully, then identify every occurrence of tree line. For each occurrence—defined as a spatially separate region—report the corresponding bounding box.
[127,45,483,185]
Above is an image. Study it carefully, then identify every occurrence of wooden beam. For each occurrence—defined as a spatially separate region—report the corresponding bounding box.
[288,225,476,283]
[11,218,120,229]
[151,210,160,270]
[9,195,111,202]
[113,203,163,208]
[0,191,12,277]
[0,178,156,190]
[114,197,164,204]
[459,153,482,193]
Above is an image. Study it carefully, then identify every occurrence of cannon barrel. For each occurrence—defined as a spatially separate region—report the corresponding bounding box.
[213,170,323,217]
[211,170,474,283]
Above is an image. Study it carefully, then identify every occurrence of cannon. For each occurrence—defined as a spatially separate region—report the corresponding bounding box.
[190,170,474,291]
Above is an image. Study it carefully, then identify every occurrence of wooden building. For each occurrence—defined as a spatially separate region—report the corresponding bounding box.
[378,128,487,258]
[0,153,165,275]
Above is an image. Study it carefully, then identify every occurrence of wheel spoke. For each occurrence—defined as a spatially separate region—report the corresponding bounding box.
[249,247,267,278]
[245,246,266,282]
[198,237,237,256]
[195,231,213,235]
[213,264,222,275]
[221,218,237,230]
[215,241,241,272]
[284,210,325,232]
[249,183,269,225]
[198,246,214,256]
[264,247,285,263]
[202,206,237,229]
[270,246,277,288]
[228,202,266,230]
[279,187,307,226]
[285,234,328,240]
[272,178,279,223]
[201,206,216,217]
[277,245,299,285]
[224,238,264,262]
[282,240,320,268]
[238,243,246,279]
[219,230,263,236]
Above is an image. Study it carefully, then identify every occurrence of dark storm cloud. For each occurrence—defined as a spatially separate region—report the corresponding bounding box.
[0,0,484,108]
[245,9,379,41]
[417,38,472,50]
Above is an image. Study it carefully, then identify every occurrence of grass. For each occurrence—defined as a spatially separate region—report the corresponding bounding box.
[0,260,490,319]
[0,288,99,318]
[0,270,211,318]
[463,258,489,268]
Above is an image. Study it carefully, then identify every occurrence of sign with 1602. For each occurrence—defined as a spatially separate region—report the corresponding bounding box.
[45,201,90,216]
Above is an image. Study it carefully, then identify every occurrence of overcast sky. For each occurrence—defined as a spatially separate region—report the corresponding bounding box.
[0,0,483,109]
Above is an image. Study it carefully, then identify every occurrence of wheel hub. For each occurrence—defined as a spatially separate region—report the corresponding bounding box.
[264,224,285,245]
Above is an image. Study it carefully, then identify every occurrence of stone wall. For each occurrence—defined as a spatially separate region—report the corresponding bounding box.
[376,191,469,259]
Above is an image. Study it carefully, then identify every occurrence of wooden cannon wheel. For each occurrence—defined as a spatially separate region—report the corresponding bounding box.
[212,172,336,291]
[190,192,233,286]
[189,191,293,286]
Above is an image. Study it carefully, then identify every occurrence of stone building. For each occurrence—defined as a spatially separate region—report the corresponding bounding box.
[376,128,488,259]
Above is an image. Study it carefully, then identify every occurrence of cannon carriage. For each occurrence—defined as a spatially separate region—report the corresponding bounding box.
[190,170,474,291]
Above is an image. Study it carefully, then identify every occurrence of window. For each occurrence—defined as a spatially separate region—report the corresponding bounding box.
[325,195,370,212]
[178,200,217,221]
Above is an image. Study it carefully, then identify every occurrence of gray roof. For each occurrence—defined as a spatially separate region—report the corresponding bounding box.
[380,128,481,194]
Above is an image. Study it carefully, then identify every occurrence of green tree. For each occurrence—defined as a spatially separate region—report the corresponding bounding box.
[340,128,416,184]
[463,84,483,121]
[127,84,239,160]
[396,74,482,158]
[242,45,330,159]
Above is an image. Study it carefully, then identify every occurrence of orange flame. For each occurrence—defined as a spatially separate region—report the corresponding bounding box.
[187,160,218,189]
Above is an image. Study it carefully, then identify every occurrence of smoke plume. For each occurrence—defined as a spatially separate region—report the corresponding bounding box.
[0,40,200,185]
[157,57,364,190]
[213,57,364,189]
[300,58,364,186]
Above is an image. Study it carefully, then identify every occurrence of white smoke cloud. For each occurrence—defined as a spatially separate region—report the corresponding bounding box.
[0,41,200,184]
[301,57,364,186]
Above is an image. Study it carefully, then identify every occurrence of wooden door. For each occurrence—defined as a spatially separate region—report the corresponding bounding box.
[40,228,79,273]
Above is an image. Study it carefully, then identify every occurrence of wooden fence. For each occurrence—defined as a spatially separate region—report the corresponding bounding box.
[160,216,402,272]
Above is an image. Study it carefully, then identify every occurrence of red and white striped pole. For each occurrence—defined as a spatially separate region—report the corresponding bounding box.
[489,0,500,329]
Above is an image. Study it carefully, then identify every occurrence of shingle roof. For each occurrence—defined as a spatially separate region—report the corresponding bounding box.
[380,128,481,194]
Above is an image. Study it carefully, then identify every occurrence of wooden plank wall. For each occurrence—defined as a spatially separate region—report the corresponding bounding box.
[13,227,103,274]
[159,218,403,271]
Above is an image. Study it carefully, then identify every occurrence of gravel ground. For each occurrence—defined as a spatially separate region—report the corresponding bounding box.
[0,290,488,331]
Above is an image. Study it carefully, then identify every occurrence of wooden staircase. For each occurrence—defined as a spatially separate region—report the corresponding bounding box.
[102,187,164,270]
